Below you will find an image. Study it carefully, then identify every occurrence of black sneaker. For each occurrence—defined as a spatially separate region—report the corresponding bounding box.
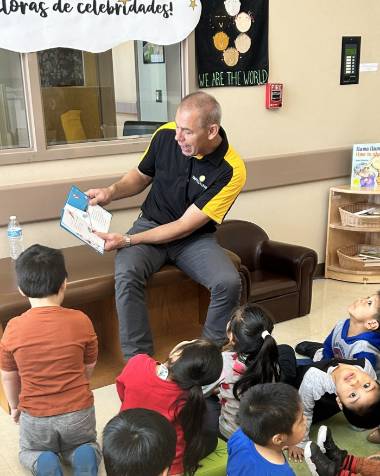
[317,425,347,468]
[304,442,339,476]
[295,341,323,359]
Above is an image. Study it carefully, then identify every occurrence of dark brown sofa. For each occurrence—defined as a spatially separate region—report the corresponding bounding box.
[215,219,318,322]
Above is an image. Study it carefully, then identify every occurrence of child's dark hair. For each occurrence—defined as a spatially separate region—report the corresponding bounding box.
[16,244,68,298]
[103,408,176,476]
[230,303,280,399]
[169,339,223,476]
[239,382,301,446]
[341,390,380,429]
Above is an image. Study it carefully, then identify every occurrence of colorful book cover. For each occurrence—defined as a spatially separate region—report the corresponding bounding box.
[60,186,112,254]
[351,143,380,188]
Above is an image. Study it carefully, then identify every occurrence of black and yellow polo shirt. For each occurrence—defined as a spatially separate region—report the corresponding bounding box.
[138,122,246,234]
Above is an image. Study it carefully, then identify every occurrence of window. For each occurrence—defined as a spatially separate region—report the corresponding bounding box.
[0,34,194,165]
[37,41,182,146]
[0,49,30,150]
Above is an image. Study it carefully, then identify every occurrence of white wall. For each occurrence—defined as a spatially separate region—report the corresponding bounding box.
[112,42,137,106]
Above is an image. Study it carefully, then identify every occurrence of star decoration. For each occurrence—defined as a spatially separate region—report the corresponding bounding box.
[189,0,197,10]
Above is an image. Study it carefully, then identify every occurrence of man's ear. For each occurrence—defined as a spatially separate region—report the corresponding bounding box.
[336,396,343,410]
[207,123,219,140]
[365,319,379,331]
[17,286,26,297]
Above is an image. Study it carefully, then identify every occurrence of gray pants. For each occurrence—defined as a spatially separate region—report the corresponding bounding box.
[115,216,242,359]
[19,406,101,474]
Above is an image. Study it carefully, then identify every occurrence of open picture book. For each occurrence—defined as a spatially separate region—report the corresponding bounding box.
[60,186,112,254]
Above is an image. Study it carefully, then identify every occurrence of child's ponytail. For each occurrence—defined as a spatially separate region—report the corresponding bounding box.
[229,304,280,400]
[169,340,223,476]
[178,384,205,475]
[233,331,279,399]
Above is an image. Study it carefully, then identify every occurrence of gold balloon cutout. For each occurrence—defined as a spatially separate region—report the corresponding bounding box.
[213,31,230,51]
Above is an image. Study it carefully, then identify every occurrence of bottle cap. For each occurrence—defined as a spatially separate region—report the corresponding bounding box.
[9,215,16,220]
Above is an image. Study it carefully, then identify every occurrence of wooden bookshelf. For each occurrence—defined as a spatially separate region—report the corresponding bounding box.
[325,185,380,283]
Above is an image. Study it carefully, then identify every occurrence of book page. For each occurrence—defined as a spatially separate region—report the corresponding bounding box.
[88,204,112,233]
[61,205,105,254]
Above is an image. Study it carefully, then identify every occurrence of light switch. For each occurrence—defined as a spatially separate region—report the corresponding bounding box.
[155,90,162,103]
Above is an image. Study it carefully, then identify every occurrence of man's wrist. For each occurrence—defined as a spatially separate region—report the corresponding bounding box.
[108,184,117,201]
[122,234,132,248]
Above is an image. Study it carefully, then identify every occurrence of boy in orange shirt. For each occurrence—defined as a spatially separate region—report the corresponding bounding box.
[0,244,101,476]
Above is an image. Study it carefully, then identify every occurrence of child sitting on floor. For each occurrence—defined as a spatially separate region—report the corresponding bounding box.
[288,357,380,462]
[103,408,177,476]
[296,292,380,444]
[0,244,101,476]
[227,383,306,475]
[218,303,297,439]
[305,424,380,476]
[116,339,223,476]
[295,292,380,374]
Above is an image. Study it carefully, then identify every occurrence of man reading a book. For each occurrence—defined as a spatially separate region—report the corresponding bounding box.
[86,91,247,360]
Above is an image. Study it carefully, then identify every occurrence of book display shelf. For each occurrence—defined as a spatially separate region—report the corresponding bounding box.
[325,185,380,283]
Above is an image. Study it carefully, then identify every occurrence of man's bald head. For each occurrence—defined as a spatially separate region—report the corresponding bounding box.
[179,92,222,129]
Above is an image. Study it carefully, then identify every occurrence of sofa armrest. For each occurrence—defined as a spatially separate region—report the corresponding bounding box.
[223,249,250,304]
[260,241,317,316]
[224,248,241,267]
[239,264,251,303]
[260,240,318,284]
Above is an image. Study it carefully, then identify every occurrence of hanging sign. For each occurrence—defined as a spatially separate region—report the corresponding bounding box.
[195,0,268,88]
[0,0,201,53]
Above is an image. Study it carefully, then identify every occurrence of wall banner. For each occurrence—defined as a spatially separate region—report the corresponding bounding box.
[195,0,268,88]
[0,0,201,53]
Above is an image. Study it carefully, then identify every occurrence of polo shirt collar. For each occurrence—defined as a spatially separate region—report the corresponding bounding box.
[198,126,229,166]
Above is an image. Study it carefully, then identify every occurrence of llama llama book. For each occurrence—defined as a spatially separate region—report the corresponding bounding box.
[351,143,380,188]
[60,186,112,254]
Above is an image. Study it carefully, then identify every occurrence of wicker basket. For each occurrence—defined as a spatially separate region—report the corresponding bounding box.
[337,244,380,271]
[339,203,380,228]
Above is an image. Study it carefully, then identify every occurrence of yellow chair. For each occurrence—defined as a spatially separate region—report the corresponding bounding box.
[60,109,86,142]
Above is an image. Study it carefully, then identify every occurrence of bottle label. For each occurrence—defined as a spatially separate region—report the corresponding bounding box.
[8,228,22,238]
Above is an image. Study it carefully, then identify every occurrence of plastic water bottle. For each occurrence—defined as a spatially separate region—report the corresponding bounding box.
[7,216,24,260]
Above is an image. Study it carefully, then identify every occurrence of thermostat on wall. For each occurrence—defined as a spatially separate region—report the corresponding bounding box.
[340,36,361,85]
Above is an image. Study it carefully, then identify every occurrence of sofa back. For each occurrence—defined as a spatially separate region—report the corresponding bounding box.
[215,220,268,271]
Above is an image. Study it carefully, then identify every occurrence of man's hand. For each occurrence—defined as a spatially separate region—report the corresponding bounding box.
[95,232,126,251]
[287,445,304,462]
[10,408,20,424]
[86,187,113,207]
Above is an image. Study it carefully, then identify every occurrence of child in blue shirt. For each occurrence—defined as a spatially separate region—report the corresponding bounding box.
[227,383,306,476]
[295,292,380,375]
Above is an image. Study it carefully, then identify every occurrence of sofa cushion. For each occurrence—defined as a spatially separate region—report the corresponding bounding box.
[250,270,298,301]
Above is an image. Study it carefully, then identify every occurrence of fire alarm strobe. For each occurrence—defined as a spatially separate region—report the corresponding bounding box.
[265,83,283,109]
